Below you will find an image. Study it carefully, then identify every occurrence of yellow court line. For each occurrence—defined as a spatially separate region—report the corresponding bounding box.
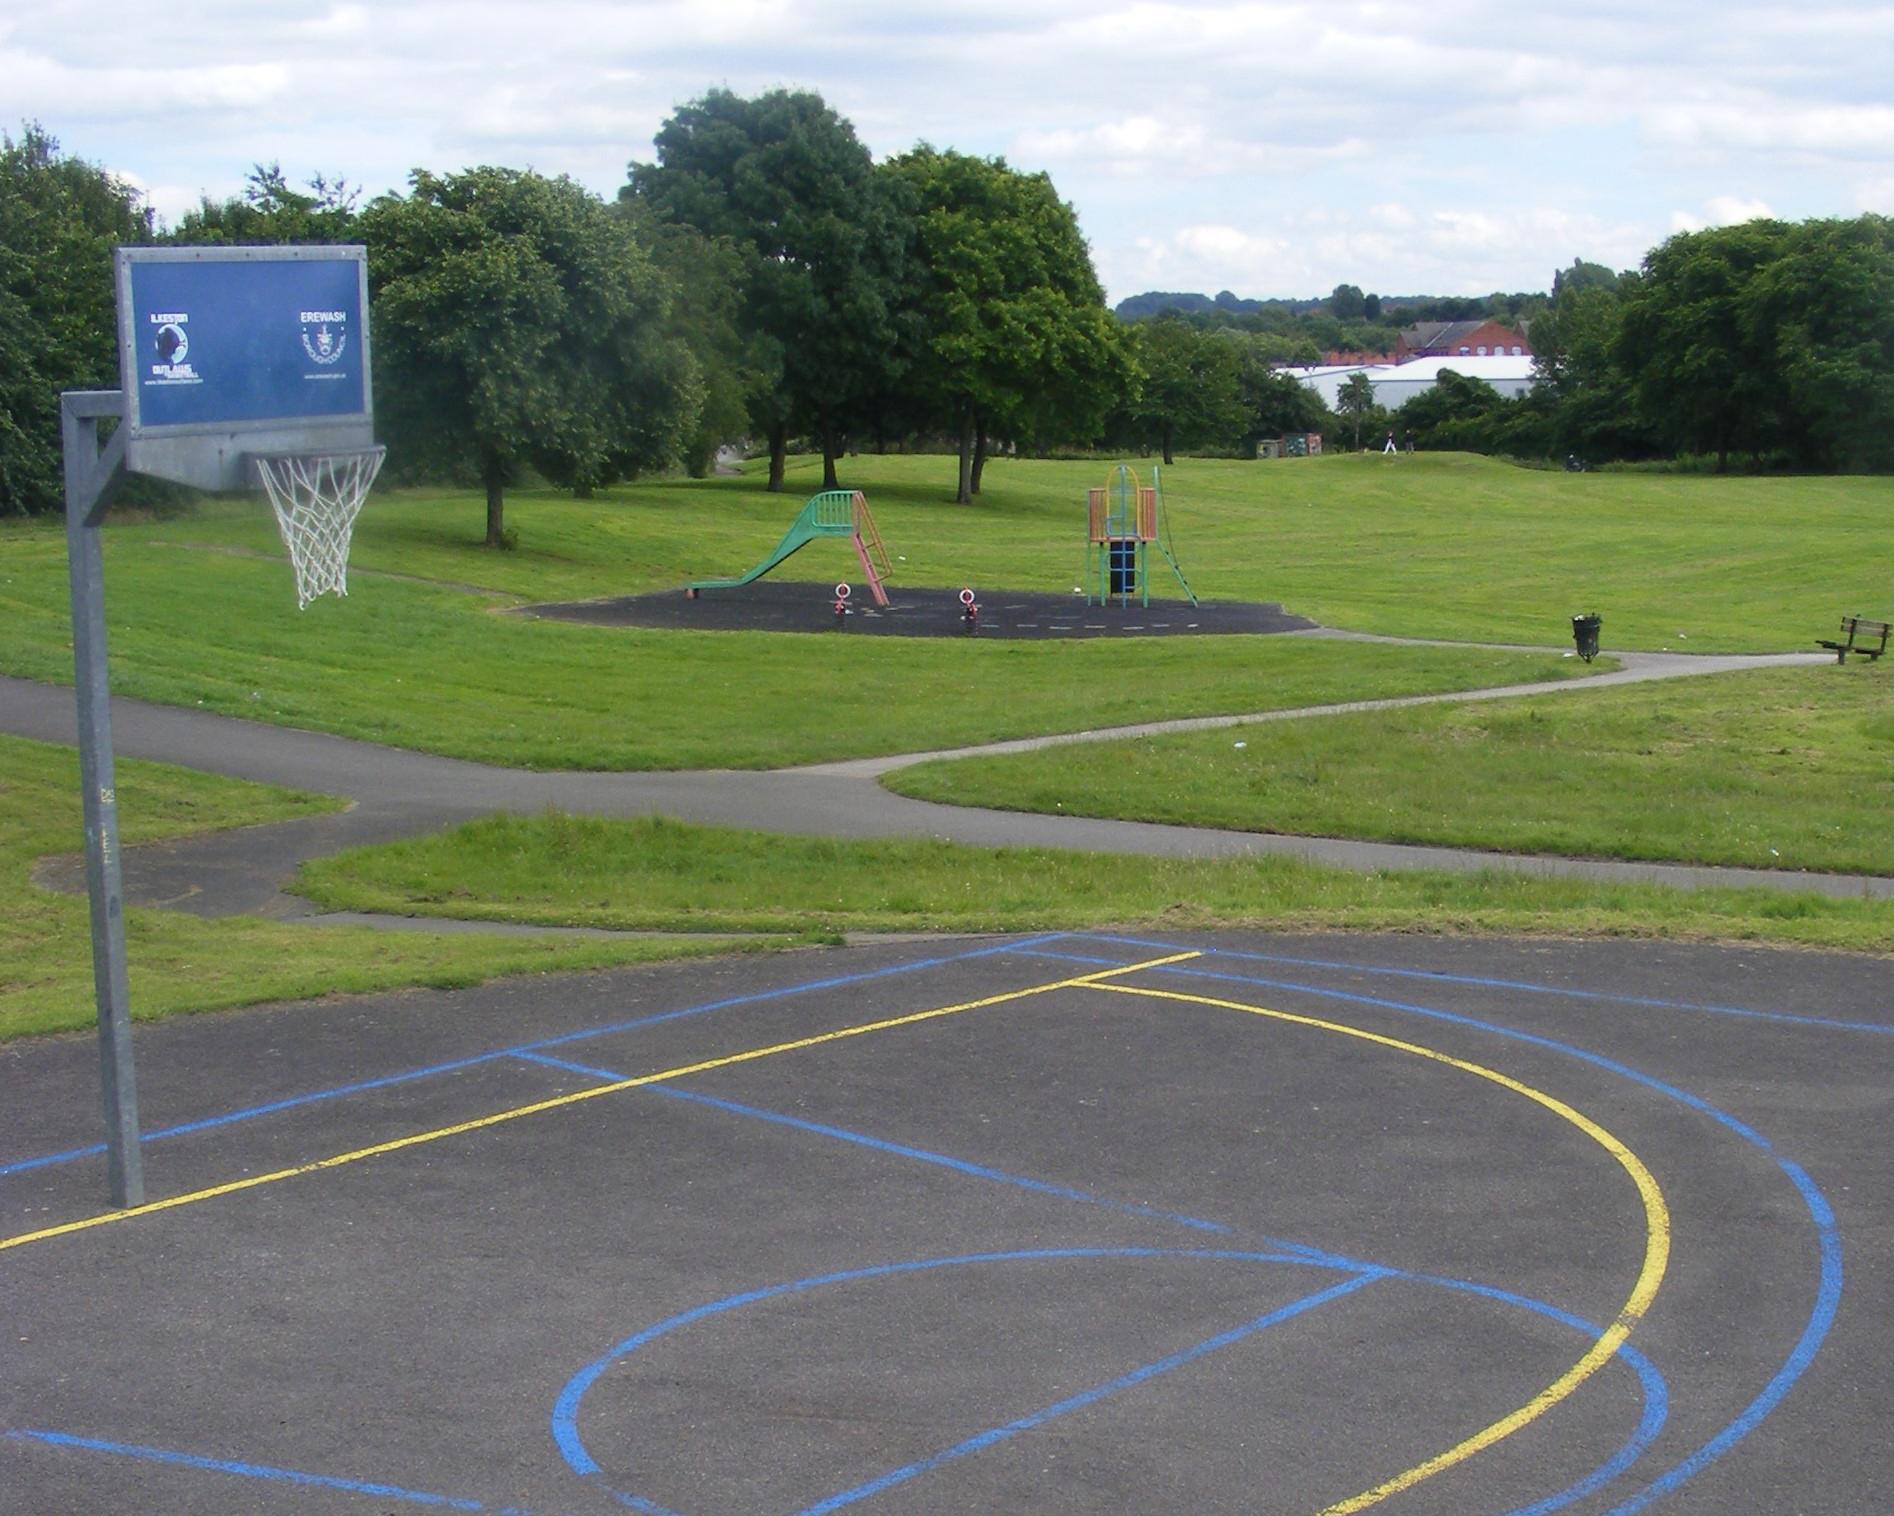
[0,952,1200,1257]
[1088,980,1670,1515]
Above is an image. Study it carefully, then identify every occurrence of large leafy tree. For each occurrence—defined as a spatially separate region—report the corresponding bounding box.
[1615,219,1794,470]
[1128,317,1246,464]
[628,210,774,478]
[1532,276,1658,463]
[1395,369,1504,449]
[884,147,1129,501]
[0,124,155,515]
[362,167,699,545]
[169,162,359,245]
[1745,215,1894,472]
[1244,372,1328,446]
[626,88,906,492]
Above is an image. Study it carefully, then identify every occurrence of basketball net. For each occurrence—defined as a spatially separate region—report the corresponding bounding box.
[254,447,386,608]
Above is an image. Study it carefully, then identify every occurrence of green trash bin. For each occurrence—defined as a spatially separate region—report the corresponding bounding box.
[1571,613,1602,662]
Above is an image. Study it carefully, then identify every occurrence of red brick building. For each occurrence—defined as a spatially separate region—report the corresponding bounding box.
[1394,319,1531,362]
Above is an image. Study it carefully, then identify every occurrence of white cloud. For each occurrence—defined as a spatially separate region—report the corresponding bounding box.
[10,0,1890,298]
[1857,177,1894,214]
[1669,195,1776,233]
[1647,100,1894,158]
[1017,114,1369,179]
[1109,202,1652,299]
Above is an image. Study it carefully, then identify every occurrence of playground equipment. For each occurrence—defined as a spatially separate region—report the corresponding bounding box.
[1084,464,1197,607]
[960,586,980,630]
[689,488,892,606]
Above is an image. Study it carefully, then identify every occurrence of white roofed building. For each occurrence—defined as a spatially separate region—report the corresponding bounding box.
[1283,353,1539,411]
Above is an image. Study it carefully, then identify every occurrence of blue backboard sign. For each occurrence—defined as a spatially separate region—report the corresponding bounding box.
[116,245,375,491]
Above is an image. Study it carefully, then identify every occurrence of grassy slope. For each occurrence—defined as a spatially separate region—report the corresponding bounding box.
[296,812,1894,954]
[1,735,787,1041]
[888,665,1894,875]
[6,453,1891,1040]
[0,460,1612,770]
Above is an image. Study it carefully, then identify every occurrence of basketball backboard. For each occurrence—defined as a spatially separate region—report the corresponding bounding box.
[115,244,375,492]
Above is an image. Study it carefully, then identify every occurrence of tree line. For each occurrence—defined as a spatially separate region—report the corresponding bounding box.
[1114,283,1546,367]
[6,107,1893,536]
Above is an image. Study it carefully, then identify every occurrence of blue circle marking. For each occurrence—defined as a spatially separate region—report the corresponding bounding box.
[552,1247,1666,1515]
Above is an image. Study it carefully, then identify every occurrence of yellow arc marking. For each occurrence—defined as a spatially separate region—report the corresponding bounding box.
[0,952,1200,1256]
[1088,981,1670,1515]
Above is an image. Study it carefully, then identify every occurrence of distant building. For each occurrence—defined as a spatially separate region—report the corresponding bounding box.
[1366,355,1538,407]
[1278,363,1381,409]
[1280,353,1539,410]
[1394,319,1531,362]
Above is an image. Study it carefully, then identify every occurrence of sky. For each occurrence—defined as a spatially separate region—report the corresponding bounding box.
[10,1,1894,305]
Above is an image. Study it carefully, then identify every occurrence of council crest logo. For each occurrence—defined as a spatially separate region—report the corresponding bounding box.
[299,309,349,366]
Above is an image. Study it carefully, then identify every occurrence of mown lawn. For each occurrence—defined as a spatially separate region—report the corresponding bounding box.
[295,811,1894,954]
[1,735,788,1041]
[7,452,1890,1038]
[0,486,1586,770]
[887,665,1894,875]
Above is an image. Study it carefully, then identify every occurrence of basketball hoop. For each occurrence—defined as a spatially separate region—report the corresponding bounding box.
[252,446,386,608]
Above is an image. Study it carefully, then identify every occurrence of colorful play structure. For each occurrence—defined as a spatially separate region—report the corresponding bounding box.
[688,489,893,606]
[1085,463,1197,607]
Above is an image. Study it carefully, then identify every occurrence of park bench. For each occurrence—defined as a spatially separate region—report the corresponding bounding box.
[1815,615,1889,664]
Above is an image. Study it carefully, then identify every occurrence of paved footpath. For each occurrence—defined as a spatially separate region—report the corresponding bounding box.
[4,644,1887,924]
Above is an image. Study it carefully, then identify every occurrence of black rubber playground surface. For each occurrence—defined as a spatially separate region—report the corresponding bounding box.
[527,580,1318,639]
[3,930,1889,1514]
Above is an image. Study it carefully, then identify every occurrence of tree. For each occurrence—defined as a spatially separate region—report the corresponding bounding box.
[1532,278,1657,463]
[1395,369,1504,450]
[362,167,699,545]
[1335,372,1377,451]
[1551,258,1620,299]
[170,163,359,244]
[1329,283,1366,321]
[627,88,907,492]
[0,124,156,515]
[629,211,771,478]
[1744,215,1894,472]
[1127,317,1246,464]
[1228,333,1327,445]
[1615,219,1793,470]
[884,147,1129,500]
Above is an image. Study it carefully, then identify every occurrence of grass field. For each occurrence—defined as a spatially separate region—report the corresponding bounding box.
[7,452,1891,1038]
[294,811,1894,954]
[0,735,789,1041]
[3,458,1610,770]
[887,664,1894,874]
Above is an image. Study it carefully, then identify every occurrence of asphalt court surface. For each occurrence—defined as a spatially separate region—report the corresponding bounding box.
[2,931,1889,1514]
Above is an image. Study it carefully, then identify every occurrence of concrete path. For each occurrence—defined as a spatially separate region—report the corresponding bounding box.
[6,644,1888,923]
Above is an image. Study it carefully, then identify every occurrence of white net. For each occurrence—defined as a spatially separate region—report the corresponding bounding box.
[254,448,386,609]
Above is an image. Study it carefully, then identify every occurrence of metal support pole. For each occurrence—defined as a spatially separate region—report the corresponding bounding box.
[61,390,142,1209]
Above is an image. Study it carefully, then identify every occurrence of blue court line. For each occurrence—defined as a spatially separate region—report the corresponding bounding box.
[2,1429,547,1514]
[0,935,1062,1181]
[792,1272,1381,1515]
[526,1052,1667,1515]
[1079,929,1894,1035]
[1423,1274,1670,1516]
[550,1249,1375,1490]
[512,1051,1237,1237]
[1046,933,1844,1516]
